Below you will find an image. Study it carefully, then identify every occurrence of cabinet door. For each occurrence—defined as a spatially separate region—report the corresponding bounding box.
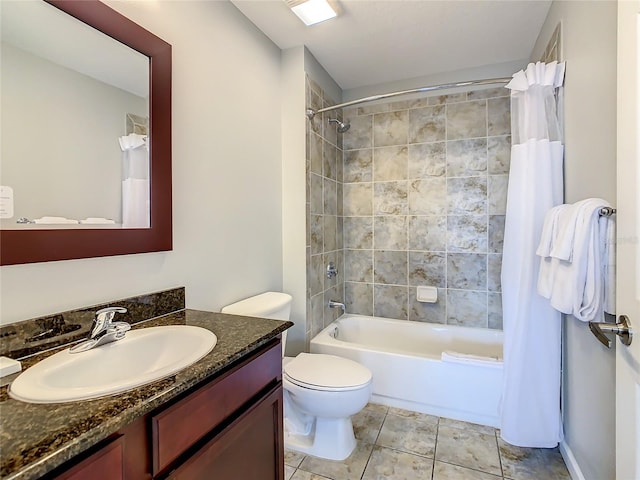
[54,437,124,480]
[167,385,284,480]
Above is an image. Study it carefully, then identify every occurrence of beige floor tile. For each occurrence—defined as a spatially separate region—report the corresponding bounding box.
[286,449,307,468]
[299,441,374,480]
[286,407,572,480]
[291,469,334,480]
[435,425,502,476]
[433,461,502,480]
[376,413,438,457]
[438,417,497,435]
[285,465,296,480]
[352,406,386,443]
[362,445,434,480]
[498,438,570,480]
[388,406,439,424]
[364,403,390,415]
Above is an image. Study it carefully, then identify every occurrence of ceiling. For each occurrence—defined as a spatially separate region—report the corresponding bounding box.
[231,0,552,91]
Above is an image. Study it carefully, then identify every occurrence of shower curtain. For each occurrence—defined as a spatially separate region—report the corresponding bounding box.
[118,133,149,228]
[500,62,565,447]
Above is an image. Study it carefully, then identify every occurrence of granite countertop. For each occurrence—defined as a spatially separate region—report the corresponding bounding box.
[0,309,292,480]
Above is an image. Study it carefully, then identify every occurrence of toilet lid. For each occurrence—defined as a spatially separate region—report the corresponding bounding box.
[284,353,372,390]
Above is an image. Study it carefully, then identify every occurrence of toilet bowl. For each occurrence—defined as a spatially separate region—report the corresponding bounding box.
[221,292,372,461]
[283,353,372,460]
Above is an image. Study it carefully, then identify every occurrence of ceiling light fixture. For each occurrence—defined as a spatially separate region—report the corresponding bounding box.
[286,0,337,26]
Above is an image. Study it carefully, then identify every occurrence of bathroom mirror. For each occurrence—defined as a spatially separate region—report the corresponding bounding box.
[0,0,172,265]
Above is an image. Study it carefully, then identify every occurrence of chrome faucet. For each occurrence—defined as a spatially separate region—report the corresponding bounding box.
[69,307,130,353]
[328,300,346,313]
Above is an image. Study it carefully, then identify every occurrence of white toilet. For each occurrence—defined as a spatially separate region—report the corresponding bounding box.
[221,292,372,461]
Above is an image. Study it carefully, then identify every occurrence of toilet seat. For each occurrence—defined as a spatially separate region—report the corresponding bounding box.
[284,353,372,392]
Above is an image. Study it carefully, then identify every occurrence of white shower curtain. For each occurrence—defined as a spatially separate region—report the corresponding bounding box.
[119,133,150,228]
[500,62,565,448]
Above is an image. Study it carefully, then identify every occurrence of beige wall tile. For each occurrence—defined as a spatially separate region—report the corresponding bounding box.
[446,100,487,140]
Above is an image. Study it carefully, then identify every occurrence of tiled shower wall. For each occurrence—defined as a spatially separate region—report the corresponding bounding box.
[341,88,510,329]
[306,76,344,342]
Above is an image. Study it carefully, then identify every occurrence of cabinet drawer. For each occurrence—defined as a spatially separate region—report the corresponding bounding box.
[54,436,124,480]
[151,340,281,475]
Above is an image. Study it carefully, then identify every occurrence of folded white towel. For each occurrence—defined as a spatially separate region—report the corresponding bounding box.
[441,351,503,369]
[536,204,565,258]
[33,216,78,224]
[549,203,581,261]
[536,198,613,321]
[603,216,616,315]
[118,133,147,152]
[572,211,607,320]
[79,217,116,224]
[537,204,575,301]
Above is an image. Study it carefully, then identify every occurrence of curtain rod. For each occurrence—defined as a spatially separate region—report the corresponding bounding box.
[306,76,513,119]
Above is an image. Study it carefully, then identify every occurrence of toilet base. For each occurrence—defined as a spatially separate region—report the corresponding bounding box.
[284,416,357,461]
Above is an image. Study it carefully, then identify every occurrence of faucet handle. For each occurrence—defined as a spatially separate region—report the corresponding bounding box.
[95,306,127,322]
[92,307,127,338]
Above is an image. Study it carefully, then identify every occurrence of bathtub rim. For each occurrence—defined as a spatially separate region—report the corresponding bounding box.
[312,313,504,362]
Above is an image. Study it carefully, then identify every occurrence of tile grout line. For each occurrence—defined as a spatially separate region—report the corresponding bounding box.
[495,428,506,479]
[431,416,440,480]
[435,459,506,480]
[358,407,390,480]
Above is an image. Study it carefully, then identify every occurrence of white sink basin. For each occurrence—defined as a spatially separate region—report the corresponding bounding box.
[9,325,217,404]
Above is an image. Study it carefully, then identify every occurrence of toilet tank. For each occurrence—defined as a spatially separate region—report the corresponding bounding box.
[221,292,292,354]
[221,292,292,320]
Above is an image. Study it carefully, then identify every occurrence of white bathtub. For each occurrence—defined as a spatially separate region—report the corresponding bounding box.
[310,314,504,428]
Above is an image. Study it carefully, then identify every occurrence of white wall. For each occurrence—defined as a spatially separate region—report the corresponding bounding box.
[281,46,307,354]
[530,2,617,480]
[304,48,342,105]
[281,46,343,355]
[0,1,284,325]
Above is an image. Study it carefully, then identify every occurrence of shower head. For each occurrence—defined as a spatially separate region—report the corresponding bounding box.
[328,118,350,133]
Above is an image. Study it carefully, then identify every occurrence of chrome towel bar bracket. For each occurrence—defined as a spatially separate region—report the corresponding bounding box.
[599,207,616,216]
[588,315,633,348]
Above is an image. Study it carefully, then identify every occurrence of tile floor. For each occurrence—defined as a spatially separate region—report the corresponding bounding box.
[284,404,571,480]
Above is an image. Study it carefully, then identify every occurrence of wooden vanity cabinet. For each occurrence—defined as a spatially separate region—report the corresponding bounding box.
[54,437,125,480]
[51,339,284,480]
[166,386,283,480]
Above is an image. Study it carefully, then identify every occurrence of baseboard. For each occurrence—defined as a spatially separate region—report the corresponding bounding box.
[559,440,587,480]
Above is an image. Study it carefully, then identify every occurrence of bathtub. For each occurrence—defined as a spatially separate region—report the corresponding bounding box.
[310,314,503,428]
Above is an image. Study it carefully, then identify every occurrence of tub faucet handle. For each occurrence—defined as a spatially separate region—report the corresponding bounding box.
[328,300,346,313]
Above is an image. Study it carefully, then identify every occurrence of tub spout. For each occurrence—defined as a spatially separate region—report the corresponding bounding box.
[328,300,346,313]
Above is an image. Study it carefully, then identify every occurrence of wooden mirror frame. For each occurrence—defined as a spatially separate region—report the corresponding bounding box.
[0,0,172,266]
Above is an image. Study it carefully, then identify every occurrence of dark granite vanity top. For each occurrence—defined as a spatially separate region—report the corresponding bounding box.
[0,295,292,480]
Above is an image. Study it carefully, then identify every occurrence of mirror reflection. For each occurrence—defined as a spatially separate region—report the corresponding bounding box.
[0,0,150,229]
